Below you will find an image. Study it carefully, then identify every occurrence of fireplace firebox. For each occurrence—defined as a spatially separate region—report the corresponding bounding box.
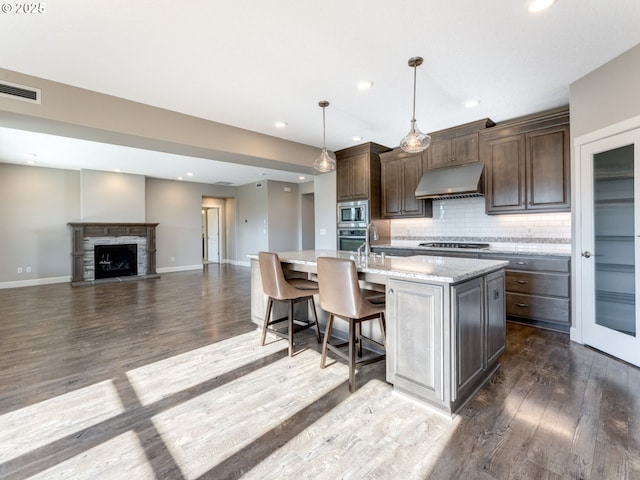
[94,244,138,279]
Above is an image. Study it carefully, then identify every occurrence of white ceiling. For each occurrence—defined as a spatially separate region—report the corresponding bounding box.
[1,0,639,186]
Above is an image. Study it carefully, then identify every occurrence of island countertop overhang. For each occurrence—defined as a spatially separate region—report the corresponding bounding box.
[248,250,508,284]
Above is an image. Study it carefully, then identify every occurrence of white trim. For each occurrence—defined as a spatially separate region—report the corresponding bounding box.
[0,276,70,289]
[157,265,203,273]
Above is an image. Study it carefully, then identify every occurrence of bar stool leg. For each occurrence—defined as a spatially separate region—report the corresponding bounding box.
[378,312,386,346]
[348,318,357,393]
[260,297,274,346]
[320,313,334,368]
[287,300,294,357]
[309,297,321,343]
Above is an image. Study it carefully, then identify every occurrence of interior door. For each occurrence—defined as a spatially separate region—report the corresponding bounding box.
[579,127,640,366]
[206,208,220,263]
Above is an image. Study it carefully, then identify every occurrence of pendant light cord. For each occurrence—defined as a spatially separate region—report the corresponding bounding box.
[411,64,417,123]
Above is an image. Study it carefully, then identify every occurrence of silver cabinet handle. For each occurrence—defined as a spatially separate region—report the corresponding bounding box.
[582,251,592,258]
[388,288,394,295]
[515,261,528,265]
[515,303,529,308]
[515,280,527,284]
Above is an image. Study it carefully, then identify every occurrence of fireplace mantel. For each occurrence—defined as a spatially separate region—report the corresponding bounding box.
[68,222,159,286]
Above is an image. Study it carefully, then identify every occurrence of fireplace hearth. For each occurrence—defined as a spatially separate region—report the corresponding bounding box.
[95,244,138,279]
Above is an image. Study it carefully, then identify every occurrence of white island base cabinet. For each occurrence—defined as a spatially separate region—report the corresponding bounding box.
[386,270,505,415]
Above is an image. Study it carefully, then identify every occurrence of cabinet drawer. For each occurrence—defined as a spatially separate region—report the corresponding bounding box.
[481,254,569,272]
[506,293,570,324]
[506,271,569,297]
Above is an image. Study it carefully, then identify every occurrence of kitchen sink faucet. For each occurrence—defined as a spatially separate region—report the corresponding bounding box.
[365,222,378,257]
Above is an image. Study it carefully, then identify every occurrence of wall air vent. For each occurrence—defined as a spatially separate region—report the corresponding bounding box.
[255,182,264,188]
[0,80,41,104]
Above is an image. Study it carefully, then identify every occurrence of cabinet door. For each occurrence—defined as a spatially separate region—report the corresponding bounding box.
[484,134,526,213]
[401,155,424,216]
[485,271,505,366]
[427,137,452,169]
[336,157,353,201]
[452,277,484,401]
[452,132,479,166]
[381,157,403,217]
[381,152,426,218]
[386,279,445,406]
[350,153,370,199]
[526,125,570,211]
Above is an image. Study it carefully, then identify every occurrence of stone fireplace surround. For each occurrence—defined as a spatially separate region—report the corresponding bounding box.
[68,222,159,286]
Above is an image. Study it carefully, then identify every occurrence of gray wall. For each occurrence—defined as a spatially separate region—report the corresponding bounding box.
[268,181,300,253]
[145,178,236,270]
[80,170,146,222]
[314,170,337,249]
[0,164,80,285]
[570,43,640,138]
[236,182,269,265]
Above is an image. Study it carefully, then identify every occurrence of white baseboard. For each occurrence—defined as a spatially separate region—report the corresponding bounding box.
[156,264,203,273]
[0,276,71,289]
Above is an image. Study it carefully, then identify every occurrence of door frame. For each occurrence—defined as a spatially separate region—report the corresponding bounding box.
[572,113,640,366]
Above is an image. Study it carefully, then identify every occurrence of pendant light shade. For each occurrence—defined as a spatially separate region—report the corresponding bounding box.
[313,100,336,173]
[400,56,431,154]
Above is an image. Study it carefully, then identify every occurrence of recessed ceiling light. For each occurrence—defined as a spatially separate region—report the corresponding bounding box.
[24,152,37,158]
[26,160,36,165]
[299,176,306,180]
[259,172,267,176]
[357,80,374,90]
[114,168,122,173]
[464,99,480,108]
[529,0,555,13]
[274,121,287,128]
[186,172,194,177]
[177,176,184,181]
[352,136,363,142]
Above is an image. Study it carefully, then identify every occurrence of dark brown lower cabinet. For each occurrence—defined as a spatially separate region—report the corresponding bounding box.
[373,246,571,333]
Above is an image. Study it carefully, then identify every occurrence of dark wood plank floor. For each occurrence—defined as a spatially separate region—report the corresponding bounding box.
[0,265,639,479]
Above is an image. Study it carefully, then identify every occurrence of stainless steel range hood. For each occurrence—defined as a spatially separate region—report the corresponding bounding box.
[415,163,485,199]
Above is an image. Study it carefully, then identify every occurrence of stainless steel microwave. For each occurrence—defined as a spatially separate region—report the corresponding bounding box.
[337,200,368,227]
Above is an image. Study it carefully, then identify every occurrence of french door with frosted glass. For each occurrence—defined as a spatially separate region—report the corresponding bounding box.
[576,125,640,367]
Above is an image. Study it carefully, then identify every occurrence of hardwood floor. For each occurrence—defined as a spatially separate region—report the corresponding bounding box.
[0,265,639,479]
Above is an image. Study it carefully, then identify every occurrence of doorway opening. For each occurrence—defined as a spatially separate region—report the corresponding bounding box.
[202,206,221,264]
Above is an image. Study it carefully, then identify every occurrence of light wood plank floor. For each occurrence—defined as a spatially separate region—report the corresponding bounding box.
[0,265,639,479]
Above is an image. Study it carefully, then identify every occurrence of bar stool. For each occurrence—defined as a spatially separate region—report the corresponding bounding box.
[258,252,321,356]
[316,256,386,392]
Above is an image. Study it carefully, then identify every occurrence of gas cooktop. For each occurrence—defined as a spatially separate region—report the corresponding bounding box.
[418,242,491,249]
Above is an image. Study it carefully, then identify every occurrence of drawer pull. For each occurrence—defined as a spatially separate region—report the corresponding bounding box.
[515,280,528,284]
[515,303,529,308]
[515,261,528,265]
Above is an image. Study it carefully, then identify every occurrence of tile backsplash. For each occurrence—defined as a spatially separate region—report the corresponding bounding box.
[390,197,571,252]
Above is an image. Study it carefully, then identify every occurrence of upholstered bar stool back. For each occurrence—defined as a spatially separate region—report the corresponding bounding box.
[316,256,386,392]
[258,252,321,356]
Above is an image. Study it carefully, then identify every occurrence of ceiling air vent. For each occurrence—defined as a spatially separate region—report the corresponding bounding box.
[0,80,41,104]
[213,181,233,186]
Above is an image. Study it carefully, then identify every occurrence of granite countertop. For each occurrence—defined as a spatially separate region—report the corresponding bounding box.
[249,250,508,284]
[374,243,571,257]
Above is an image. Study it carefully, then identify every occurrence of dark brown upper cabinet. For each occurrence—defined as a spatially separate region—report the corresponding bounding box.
[380,148,433,219]
[480,107,570,214]
[335,142,391,219]
[425,118,496,170]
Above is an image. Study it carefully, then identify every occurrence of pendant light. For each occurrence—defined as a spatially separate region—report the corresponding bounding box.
[400,56,431,153]
[313,100,337,173]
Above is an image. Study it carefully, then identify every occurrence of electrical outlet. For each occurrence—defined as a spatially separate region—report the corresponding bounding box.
[17,267,23,274]
[26,266,31,273]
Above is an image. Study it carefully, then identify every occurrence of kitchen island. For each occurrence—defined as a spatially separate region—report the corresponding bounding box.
[249,250,508,415]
